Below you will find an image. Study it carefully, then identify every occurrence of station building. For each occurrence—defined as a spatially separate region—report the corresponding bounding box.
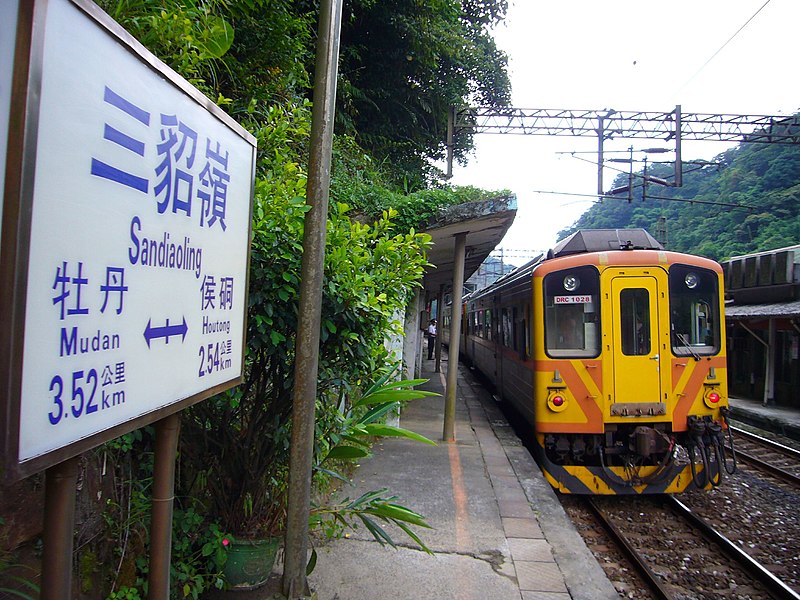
[723,245,800,408]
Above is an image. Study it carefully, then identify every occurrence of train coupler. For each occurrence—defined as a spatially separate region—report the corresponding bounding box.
[629,426,671,458]
[687,415,729,487]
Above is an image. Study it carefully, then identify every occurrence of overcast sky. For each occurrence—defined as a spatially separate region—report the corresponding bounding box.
[449,0,800,261]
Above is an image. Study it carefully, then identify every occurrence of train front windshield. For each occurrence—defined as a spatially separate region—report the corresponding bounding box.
[669,265,721,356]
[544,266,601,358]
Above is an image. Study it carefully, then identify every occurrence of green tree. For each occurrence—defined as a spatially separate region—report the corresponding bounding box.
[333,0,512,189]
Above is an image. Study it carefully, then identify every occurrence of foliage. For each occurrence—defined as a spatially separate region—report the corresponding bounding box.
[334,0,512,189]
[329,138,511,230]
[559,129,800,260]
[310,490,432,558]
[99,433,230,599]
[101,0,512,190]
[309,374,439,567]
[217,0,315,107]
[96,0,235,96]
[179,165,433,538]
[0,525,39,600]
[316,372,438,472]
[107,587,143,600]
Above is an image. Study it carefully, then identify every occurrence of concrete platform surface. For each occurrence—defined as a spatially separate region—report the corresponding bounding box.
[303,358,617,600]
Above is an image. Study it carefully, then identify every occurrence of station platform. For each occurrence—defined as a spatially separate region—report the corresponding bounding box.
[302,355,618,600]
[728,395,800,441]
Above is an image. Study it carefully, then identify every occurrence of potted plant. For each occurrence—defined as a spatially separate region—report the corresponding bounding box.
[180,380,291,589]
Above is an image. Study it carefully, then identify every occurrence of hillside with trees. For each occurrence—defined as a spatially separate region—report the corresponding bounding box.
[559,134,800,261]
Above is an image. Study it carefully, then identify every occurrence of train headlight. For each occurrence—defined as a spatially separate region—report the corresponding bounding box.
[563,275,580,292]
[685,272,699,289]
[547,392,568,413]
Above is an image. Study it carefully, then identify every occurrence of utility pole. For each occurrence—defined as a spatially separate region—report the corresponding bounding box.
[282,0,343,596]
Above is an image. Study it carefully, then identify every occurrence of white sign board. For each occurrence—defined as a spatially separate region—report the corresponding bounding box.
[3,0,255,477]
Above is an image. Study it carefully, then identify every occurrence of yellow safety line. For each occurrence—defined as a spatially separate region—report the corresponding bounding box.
[441,370,475,599]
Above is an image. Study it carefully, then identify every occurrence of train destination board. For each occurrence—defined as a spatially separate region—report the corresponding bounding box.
[1,0,256,479]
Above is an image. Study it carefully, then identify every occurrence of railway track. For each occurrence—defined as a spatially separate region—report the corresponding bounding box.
[728,426,800,487]
[583,495,800,600]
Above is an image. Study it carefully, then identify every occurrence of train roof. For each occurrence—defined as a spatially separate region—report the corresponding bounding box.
[464,229,667,302]
[547,228,663,259]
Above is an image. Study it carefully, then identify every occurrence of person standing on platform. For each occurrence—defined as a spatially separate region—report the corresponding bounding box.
[426,319,437,360]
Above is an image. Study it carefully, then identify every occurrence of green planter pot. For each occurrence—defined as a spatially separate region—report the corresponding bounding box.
[224,537,280,591]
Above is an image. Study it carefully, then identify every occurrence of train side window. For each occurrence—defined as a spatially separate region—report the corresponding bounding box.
[524,302,531,359]
[485,309,492,341]
[544,267,600,358]
[619,288,651,356]
[670,265,720,356]
[502,308,512,348]
[512,307,519,351]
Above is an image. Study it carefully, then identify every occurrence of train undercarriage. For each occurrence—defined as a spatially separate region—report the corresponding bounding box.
[537,411,737,494]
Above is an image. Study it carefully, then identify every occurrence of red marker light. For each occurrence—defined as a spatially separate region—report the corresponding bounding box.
[707,392,720,403]
[552,395,565,407]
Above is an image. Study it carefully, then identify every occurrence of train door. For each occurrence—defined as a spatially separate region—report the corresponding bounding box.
[610,275,663,405]
[493,295,504,396]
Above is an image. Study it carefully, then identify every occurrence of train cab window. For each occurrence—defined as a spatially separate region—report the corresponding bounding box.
[619,288,651,356]
[669,265,720,356]
[544,267,601,358]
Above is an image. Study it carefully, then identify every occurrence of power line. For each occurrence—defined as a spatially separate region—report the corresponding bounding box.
[523,187,754,212]
[567,152,720,182]
[637,194,756,212]
[676,0,773,94]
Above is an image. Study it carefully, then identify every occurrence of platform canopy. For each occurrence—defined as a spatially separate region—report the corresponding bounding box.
[420,194,517,293]
[725,299,800,320]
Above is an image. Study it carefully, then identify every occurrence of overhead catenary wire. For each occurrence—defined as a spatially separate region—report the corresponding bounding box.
[675,0,773,94]
[567,151,733,196]
[527,189,755,212]
[530,154,757,211]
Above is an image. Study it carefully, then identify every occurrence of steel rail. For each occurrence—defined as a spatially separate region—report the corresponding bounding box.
[730,426,800,459]
[728,427,800,487]
[727,448,800,487]
[666,497,800,600]
[584,498,674,600]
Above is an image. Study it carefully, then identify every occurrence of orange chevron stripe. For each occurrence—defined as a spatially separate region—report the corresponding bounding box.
[537,360,604,433]
[672,355,727,430]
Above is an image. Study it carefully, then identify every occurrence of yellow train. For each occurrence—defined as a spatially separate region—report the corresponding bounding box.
[442,229,734,494]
